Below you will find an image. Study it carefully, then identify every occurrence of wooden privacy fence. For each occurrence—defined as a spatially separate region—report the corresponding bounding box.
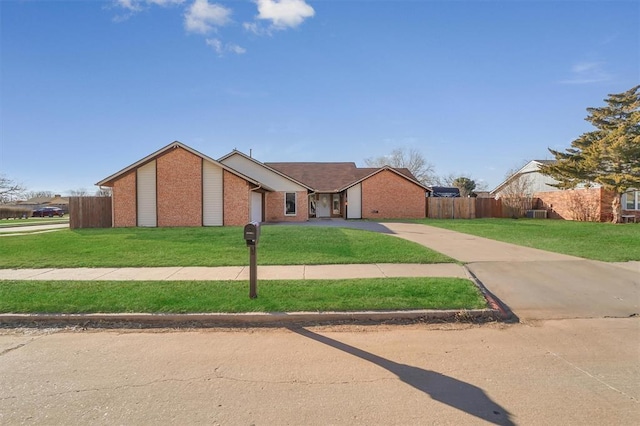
[427,198,505,219]
[69,196,112,229]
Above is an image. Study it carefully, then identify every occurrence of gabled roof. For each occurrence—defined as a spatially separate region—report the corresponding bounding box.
[20,196,54,205]
[338,166,430,192]
[219,150,313,191]
[267,162,429,193]
[490,160,556,195]
[266,162,359,192]
[96,141,271,190]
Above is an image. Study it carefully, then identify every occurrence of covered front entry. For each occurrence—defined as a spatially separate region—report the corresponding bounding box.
[310,193,342,218]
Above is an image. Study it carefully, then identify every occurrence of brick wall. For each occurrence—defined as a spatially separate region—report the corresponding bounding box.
[361,170,426,219]
[112,171,136,227]
[156,147,203,227]
[224,170,250,226]
[265,190,309,222]
[534,188,620,222]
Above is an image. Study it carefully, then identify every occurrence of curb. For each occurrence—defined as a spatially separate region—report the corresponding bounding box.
[0,308,502,328]
[463,265,517,322]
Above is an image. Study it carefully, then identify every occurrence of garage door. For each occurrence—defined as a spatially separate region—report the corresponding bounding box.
[137,161,157,227]
[251,191,262,223]
[203,161,223,226]
[347,184,362,219]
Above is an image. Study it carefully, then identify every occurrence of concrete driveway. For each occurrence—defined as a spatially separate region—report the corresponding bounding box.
[384,223,639,321]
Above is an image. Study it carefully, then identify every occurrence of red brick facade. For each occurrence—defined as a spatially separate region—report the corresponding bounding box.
[157,147,203,227]
[535,188,637,222]
[104,142,430,227]
[265,191,309,222]
[223,170,250,226]
[361,170,426,219]
[112,171,137,227]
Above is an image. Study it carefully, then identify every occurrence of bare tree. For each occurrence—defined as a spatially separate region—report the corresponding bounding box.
[68,188,90,197]
[24,190,55,199]
[95,187,112,197]
[0,174,26,204]
[365,147,437,186]
[499,171,534,218]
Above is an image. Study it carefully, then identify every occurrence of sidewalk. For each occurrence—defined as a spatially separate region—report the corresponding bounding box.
[0,263,467,281]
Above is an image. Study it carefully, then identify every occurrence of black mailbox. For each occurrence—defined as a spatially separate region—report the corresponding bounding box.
[244,222,260,246]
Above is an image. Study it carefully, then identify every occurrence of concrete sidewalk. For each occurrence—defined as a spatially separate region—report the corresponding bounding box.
[0,263,468,281]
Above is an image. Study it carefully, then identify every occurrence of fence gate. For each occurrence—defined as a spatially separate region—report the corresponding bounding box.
[69,196,112,229]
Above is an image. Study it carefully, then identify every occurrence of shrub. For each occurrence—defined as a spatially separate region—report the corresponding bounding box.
[0,206,32,219]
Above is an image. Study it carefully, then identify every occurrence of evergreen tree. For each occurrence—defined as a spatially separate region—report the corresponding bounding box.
[452,176,476,197]
[540,85,640,223]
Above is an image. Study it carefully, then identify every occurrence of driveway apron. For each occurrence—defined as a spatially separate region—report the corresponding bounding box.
[384,222,640,321]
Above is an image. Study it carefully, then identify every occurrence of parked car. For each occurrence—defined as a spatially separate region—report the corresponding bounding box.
[32,207,65,217]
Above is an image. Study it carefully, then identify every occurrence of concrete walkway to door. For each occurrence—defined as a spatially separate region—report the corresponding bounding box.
[383,222,639,321]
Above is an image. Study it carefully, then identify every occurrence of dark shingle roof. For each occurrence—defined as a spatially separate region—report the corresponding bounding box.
[265,163,419,192]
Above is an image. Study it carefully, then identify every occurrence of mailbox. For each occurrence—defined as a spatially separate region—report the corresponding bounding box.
[244,222,260,246]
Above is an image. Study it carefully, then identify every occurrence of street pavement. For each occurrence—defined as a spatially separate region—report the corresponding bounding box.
[1,319,638,425]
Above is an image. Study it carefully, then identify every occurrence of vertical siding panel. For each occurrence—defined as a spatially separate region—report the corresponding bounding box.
[137,160,157,227]
[347,184,362,219]
[203,161,223,226]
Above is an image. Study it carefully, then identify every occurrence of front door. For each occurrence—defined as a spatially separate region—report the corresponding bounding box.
[316,194,331,218]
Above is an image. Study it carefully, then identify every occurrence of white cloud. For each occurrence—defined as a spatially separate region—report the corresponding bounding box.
[184,0,231,34]
[254,0,315,29]
[560,61,612,85]
[115,0,184,12]
[243,21,270,36]
[206,38,246,55]
[112,0,185,21]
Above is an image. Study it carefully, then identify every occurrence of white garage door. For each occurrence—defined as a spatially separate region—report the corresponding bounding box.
[347,184,362,219]
[203,162,223,226]
[251,191,263,223]
[137,161,157,227]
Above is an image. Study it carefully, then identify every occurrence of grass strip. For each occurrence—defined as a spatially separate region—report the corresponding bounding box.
[0,218,68,227]
[414,218,640,262]
[0,278,486,313]
[0,226,454,268]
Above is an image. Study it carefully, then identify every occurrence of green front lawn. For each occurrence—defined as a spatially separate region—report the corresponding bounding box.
[415,218,640,262]
[0,278,486,313]
[0,226,454,268]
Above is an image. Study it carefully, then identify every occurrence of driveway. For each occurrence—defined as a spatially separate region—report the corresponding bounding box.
[383,223,639,321]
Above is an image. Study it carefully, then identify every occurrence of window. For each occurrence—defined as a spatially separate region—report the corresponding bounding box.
[332,194,340,215]
[285,192,297,215]
[623,190,639,210]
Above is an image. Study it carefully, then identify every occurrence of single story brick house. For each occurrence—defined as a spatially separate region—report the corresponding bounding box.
[491,160,640,222]
[97,141,431,227]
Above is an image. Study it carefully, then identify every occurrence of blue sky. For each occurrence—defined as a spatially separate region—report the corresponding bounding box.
[1,0,638,195]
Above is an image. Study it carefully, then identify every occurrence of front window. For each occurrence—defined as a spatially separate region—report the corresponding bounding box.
[285,192,297,215]
[332,194,340,215]
[624,190,639,210]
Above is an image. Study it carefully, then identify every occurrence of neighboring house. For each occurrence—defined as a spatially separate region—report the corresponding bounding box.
[428,187,460,198]
[96,141,431,227]
[17,195,69,213]
[492,159,640,222]
[490,160,559,198]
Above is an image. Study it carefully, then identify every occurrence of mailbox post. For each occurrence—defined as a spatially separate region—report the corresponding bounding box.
[243,222,260,299]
